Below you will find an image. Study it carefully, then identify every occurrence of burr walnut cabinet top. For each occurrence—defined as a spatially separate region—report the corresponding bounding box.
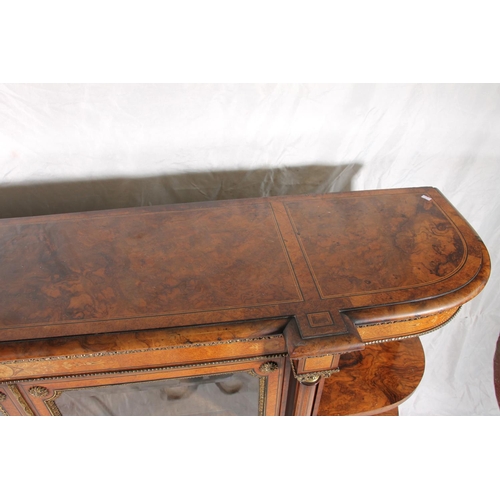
[0,187,490,344]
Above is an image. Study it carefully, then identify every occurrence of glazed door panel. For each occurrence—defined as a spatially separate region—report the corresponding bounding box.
[53,372,261,416]
[12,356,286,416]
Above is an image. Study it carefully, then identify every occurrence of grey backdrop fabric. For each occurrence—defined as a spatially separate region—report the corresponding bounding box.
[1,83,498,415]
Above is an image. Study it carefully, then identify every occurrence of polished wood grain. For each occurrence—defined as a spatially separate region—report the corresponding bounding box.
[317,337,425,416]
[0,203,300,337]
[285,193,466,297]
[0,187,489,344]
[375,407,399,416]
[0,187,490,416]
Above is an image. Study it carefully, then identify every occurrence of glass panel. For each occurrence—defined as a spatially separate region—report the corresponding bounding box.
[53,371,262,416]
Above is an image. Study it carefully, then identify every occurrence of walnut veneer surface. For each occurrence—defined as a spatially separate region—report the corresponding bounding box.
[0,187,490,416]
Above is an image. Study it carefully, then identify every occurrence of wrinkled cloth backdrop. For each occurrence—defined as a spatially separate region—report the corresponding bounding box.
[1,83,498,415]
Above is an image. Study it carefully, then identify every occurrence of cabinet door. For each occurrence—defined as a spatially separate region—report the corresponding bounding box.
[13,356,286,416]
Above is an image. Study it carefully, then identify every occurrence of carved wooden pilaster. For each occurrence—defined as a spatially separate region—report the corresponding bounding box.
[287,373,326,416]
[283,317,365,415]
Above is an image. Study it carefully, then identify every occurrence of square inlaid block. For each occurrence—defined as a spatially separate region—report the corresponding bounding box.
[307,312,334,328]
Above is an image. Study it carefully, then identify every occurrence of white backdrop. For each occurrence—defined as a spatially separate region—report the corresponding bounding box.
[1,83,498,415]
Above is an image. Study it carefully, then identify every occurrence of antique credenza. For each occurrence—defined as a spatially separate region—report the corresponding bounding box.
[0,187,490,416]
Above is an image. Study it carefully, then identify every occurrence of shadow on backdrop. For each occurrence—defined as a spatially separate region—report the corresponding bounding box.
[0,163,362,218]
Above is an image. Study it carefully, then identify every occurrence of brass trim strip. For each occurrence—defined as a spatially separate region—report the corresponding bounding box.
[7,384,35,416]
[0,335,285,365]
[3,354,286,384]
[0,391,7,416]
[364,307,461,345]
[258,377,267,416]
[45,392,63,416]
